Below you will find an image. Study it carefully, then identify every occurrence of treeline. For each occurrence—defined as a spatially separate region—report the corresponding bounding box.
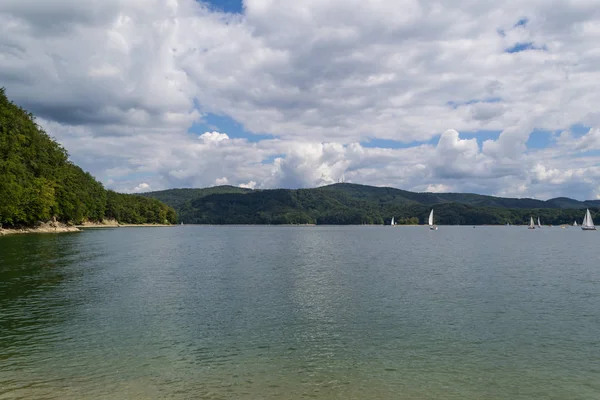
[177,189,384,224]
[105,190,176,225]
[400,202,594,226]
[144,185,597,226]
[0,88,176,227]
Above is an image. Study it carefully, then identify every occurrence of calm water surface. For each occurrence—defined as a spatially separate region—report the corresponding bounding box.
[1,226,599,399]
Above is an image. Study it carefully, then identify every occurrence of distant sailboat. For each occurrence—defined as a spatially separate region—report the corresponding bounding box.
[428,209,438,230]
[390,217,395,226]
[581,209,596,231]
[573,220,578,227]
[537,217,542,228]
[180,221,184,226]
[528,216,535,229]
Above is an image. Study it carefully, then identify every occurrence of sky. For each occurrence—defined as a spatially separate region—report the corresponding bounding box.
[2,0,600,200]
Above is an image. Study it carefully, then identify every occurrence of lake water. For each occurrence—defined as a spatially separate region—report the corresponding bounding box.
[1,226,599,399]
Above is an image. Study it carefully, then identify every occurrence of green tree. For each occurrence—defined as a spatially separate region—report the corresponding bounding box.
[0,88,176,227]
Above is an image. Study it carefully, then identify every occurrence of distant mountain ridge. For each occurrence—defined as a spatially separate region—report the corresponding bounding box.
[141,183,599,225]
[318,183,600,208]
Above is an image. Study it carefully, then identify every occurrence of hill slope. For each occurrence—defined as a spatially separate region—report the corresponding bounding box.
[0,88,176,227]
[317,183,598,209]
[142,183,597,225]
[142,186,253,211]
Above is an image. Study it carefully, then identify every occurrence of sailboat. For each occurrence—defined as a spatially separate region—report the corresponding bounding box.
[581,209,596,231]
[390,217,395,226]
[573,220,578,227]
[528,216,535,229]
[537,217,542,228]
[428,209,438,230]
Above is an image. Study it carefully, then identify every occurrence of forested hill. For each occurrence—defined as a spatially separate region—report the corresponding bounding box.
[315,183,600,209]
[142,183,599,225]
[0,88,176,227]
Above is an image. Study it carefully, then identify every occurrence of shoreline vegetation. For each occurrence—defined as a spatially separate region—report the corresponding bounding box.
[0,88,177,232]
[142,184,598,226]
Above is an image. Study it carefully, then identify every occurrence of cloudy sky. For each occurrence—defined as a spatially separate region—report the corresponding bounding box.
[2,0,600,199]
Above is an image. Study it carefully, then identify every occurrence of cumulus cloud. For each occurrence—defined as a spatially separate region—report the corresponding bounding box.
[262,143,350,188]
[132,182,151,193]
[2,0,600,199]
[200,132,230,144]
[239,181,257,189]
[433,129,487,179]
[556,128,600,152]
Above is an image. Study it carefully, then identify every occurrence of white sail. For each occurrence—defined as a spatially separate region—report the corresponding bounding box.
[391,217,395,226]
[529,217,535,229]
[537,217,542,228]
[587,209,594,227]
[428,209,434,226]
[573,220,578,226]
[582,209,595,230]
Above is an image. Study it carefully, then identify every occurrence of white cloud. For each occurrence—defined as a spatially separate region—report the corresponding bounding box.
[557,128,600,151]
[239,181,257,189]
[261,142,350,188]
[2,0,600,200]
[200,131,230,144]
[215,177,229,185]
[426,183,453,193]
[132,182,151,193]
[531,164,569,185]
[433,129,487,179]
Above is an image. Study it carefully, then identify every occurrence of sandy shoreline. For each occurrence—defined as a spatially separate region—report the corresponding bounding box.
[0,221,80,236]
[1,220,175,236]
[76,223,174,228]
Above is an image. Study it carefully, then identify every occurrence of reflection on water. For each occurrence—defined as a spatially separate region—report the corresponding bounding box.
[1,226,599,399]
[1,234,79,358]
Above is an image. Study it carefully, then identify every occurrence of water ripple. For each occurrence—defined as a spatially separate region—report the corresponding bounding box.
[1,226,599,399]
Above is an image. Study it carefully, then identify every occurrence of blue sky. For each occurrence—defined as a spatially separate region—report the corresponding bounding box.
[188,114,274,142]
[203,0,243,13]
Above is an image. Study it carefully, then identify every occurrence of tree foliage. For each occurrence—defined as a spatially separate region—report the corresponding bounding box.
[144,184,598,225]
[0,88,176,227]
[105,190,176,225]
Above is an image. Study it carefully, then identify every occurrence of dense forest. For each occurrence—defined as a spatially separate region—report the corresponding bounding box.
[143,184,598,226]
[0,88,176,227]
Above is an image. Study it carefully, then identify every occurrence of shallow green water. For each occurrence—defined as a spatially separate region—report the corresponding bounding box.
[1,226,599,399]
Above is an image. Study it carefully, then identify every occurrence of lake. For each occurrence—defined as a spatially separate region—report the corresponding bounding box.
[1,226,599,399]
